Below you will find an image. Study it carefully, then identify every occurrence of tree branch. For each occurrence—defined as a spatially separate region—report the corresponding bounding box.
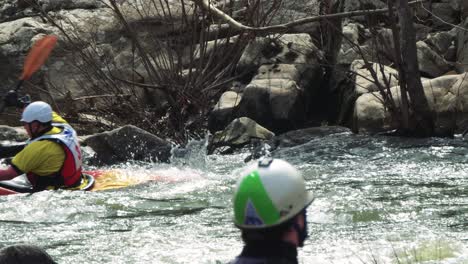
[193,0,425,34]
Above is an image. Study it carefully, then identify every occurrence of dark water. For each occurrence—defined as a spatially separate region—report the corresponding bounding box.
[0,132,467,263]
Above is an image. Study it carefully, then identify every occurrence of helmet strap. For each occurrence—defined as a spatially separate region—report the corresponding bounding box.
[292,209,308,247]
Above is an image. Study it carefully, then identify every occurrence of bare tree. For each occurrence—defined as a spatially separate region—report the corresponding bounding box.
[33,0,254,142]
[397,0,434,136]
[194,0,436,137]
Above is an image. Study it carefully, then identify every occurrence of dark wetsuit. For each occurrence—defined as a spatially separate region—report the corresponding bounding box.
[229,241,298,264]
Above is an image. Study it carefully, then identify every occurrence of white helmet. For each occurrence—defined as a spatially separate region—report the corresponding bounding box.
[20,101,53,123]
[233,158,314,229]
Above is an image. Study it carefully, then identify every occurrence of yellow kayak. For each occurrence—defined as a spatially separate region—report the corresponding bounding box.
[0,169,165,195]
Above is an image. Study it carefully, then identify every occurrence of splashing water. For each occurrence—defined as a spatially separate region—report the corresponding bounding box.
[0,134,467,264]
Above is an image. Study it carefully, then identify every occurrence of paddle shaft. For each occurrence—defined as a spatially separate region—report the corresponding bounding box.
[0,35,57,113]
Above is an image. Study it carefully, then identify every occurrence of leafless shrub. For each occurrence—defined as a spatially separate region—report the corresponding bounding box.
[31,0,273,143]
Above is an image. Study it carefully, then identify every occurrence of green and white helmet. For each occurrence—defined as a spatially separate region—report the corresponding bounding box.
[233,158,314,229]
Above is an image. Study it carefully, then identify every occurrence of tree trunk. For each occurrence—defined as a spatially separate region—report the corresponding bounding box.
[463,1,468,21]
[321,0,345,122]
[388,0,409,130]
[398,0,434,136]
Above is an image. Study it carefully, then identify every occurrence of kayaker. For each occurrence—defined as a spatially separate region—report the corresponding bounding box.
[230,158,314,264]
[0,101,85,191]
[0,244,57,264]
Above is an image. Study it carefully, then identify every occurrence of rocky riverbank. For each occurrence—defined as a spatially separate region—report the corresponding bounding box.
[1,0,468,155]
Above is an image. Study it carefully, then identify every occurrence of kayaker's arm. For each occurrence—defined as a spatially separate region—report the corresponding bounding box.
[0,143,26,159]
[0,166,21,181]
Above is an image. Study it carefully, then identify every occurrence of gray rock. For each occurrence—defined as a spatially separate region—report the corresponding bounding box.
[237,77,304,132]
[417,41,451,77]
[431,3,460,30]
[351,60,399,95]
[40,0,104,11]
[236,34,322,133]
[237,34,322,74]
[120,0,195,36]
[456,18,468,72]
[0,125,28,141]
[354,73,468,134]
[209,117,274,148]
[337,44,375,65]
[425,31,455,55]
[341,23,362,51]
[82,125,171,165]
[209,91,242,132]
[463,1,468,20]
[344,0,387,23]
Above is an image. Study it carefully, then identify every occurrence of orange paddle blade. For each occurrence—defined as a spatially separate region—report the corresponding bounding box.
[20,35,58,80]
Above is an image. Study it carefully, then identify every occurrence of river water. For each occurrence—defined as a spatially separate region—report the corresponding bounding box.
[0,132,467,263]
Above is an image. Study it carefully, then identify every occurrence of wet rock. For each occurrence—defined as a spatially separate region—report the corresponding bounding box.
[208,117,274,154]
[82,125,172,165]
[0,125,28,141]
[269,126,352,150]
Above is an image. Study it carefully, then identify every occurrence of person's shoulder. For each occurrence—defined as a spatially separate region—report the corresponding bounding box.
[227,257,267,264]
[52,111,68,124]
[27,139,61,151]
[0,244,57,264]
[228,256,297,264]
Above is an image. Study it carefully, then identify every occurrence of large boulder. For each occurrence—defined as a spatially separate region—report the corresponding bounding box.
[338,44,375,65]
[0,126,28,141]
[425,30,457,57]
[463,0,468,20]
[341,23,363,51]
[351,60,400,95]
[82,125,172,165]
[235,34,323,133]
[208,90,242,132]
[40,0,104,11]
[354,73,468,134]
[344,0,386,11]
[417,41,451,77]
[349,26,430,67]
[0,0,20,22]
[236,73,306,133]
[0,18,55,88]
[456,18,468,72]
[237,34,323,77]
[121,0,195,28]
[0,8,121,118]
[430,2,460,30]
